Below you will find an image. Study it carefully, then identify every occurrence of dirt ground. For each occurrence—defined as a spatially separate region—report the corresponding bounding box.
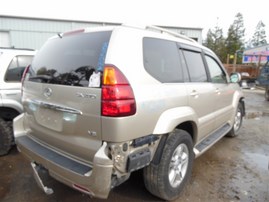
[0,89,268,202]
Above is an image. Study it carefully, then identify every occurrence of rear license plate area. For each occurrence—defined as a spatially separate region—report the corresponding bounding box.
[35,107,63,132]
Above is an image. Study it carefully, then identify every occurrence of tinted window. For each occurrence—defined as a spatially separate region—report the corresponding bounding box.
[205,55,227,83]
[183,50,207,82]
[143,38,183,83]
[30,31,111,87]
[5,55,33,82]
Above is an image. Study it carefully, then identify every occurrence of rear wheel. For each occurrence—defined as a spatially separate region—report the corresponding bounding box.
[226,102,243,137]
[0,118,13,156]
[143,129,194,201]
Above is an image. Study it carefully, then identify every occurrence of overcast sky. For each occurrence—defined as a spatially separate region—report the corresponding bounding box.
[1,0,268,41]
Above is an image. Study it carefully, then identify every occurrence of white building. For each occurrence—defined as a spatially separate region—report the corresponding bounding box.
[0,15,203,50]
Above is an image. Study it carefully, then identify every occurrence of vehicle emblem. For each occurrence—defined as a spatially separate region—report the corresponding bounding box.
[76,92,97,99]
[43,87,52,97]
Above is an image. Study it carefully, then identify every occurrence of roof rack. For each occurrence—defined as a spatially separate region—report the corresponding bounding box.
[145,25,197,43]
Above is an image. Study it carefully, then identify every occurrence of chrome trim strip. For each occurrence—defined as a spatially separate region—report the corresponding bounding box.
[28,99,82,115]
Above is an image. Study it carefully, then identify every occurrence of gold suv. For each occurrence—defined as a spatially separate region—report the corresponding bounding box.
[14,25,244,200]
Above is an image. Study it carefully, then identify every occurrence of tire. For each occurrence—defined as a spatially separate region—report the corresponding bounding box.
[265,87,269,101]
[7,121,15,144]
[226,102,244,137]
[0,118,13,156]
[143,129,194,201]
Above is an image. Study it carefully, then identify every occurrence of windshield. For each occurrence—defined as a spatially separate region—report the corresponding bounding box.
[29,31,111,87]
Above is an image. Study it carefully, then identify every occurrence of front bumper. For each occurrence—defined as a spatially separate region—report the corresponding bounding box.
[14,114,113,199]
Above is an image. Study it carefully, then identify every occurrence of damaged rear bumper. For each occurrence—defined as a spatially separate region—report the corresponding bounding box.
[14,114,113,199]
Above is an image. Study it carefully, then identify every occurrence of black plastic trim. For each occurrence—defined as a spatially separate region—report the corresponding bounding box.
[151,134,168,165]
[132,134,159,148]
[17,136,91,175]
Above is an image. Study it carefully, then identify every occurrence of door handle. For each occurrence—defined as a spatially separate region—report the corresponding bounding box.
[190,90,199,98]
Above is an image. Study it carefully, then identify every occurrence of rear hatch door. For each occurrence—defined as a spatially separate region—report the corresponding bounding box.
[22,30,112,163]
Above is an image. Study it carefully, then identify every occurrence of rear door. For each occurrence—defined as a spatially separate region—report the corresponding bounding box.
[181,46,217,140]
[22,30,111,163]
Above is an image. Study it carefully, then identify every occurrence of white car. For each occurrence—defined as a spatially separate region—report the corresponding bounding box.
[0,47,35,155]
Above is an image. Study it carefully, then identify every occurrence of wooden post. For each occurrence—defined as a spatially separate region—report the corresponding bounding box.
[226,54,230,64]
[256,55,262,77]
[233,52,237,72]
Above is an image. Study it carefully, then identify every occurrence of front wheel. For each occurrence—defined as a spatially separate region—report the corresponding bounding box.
[143,129,194,201]
[226,102,244,137]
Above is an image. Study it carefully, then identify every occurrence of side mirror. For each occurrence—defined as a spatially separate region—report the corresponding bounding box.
[230,72,242,83]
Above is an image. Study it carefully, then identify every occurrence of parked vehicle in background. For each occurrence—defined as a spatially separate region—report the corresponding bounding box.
[257,60,269,101]
[240,72,256,89]
[265,86,269,101]
[0,47,35,155]
[224,64,258,89]
[14,25,245,201]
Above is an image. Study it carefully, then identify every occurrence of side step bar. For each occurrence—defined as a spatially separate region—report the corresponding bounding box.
[194,123,231,158]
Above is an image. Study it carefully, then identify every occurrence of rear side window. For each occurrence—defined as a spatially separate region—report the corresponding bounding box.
[30,31,111,87]
[143,38,183,83]
[182,50,208,82]
[5,55,33,82]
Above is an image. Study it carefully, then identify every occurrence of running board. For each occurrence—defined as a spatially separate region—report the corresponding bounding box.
[193,124,231,158]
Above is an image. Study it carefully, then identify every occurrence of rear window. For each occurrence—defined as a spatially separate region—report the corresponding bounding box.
[29,31,111,87]
[5,55,33,82]
[182,50,208,82]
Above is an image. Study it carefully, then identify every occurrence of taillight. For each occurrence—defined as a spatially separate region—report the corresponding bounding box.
[21,65,30,83]
[21,65,30,97]
[102,65,136,117]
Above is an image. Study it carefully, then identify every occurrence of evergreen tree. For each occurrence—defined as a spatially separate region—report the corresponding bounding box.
[225,13,245,64]
[250,21,267,47]
[244,39,252,49]
[204,29,214,49]
[204,26,226,62]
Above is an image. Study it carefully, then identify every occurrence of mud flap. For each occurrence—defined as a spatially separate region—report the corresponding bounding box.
[31,162,54,195]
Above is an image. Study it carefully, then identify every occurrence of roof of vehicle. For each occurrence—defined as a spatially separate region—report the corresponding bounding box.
[0,47,35,55]
[45,24,215,58]
[0,47,36,57]
[0,47,35,51]
[52,24,199,44]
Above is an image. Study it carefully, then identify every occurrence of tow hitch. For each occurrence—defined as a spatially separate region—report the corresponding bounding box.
[30,162,54,195]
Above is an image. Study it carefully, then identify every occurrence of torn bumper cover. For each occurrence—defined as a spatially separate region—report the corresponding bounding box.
[31,162,54,195]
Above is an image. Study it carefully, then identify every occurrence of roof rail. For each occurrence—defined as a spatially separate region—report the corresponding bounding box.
[146,25,197,43]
